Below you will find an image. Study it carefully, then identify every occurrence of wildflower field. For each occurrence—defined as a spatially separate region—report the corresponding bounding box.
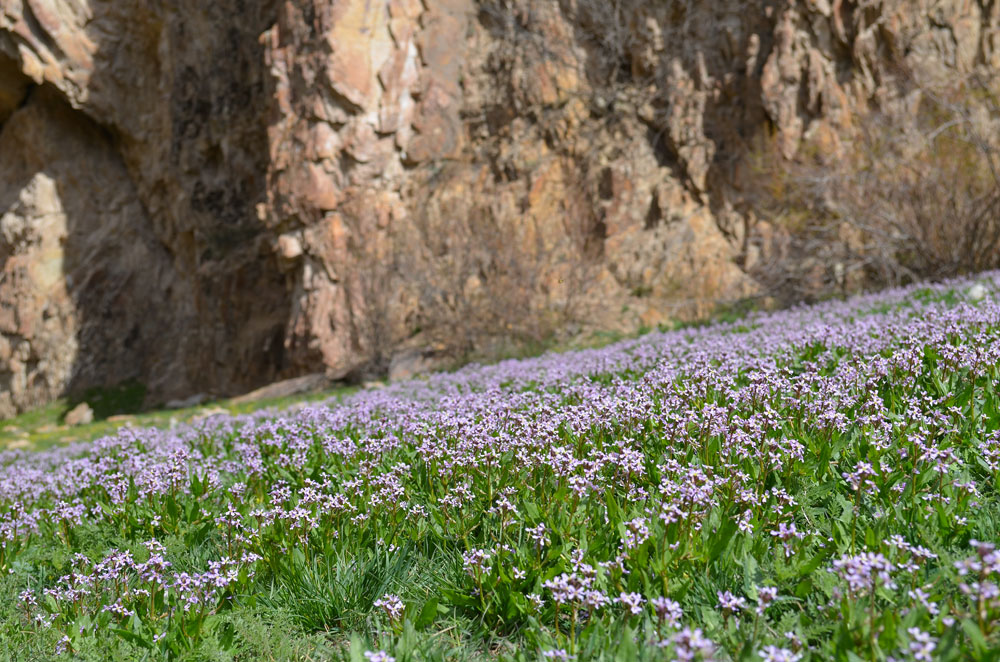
[5,276,1000,661]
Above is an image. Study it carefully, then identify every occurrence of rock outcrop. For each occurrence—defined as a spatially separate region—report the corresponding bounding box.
[1,0,288,416]
[0,0,997,416]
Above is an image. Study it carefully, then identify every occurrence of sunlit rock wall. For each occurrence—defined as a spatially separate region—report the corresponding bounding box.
[0,0,996,415]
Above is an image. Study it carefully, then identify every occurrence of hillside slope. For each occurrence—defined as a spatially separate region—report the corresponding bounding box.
[2,272,1000,659]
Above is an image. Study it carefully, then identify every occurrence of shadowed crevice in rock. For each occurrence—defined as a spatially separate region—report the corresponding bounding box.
[0,54,31,126]
[0,85,185,416]
[79,0,289,404]
[0,0,289,417]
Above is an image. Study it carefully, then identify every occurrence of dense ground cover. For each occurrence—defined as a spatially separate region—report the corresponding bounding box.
[0,381,357,451]
[4,275,1000,661]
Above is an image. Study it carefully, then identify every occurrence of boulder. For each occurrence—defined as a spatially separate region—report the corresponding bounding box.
[64,402,93,426]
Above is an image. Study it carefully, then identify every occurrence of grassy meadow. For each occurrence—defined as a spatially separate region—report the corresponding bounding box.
[3,275,1000,661]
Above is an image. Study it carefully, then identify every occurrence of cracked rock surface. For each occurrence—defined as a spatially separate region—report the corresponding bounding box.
[0,0,996,416]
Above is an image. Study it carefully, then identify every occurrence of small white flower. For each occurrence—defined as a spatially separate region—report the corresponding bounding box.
[968,283,987,302]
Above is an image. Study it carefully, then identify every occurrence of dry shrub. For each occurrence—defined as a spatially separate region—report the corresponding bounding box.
[395,181,599,363]
[747,72,1000,304]
[352,230,399,377]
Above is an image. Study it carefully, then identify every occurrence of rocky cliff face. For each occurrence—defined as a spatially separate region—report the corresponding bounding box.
[0,0,997,416]
[0,0,287,416]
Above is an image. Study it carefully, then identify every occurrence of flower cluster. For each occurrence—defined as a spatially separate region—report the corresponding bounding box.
[2,273,1000,658]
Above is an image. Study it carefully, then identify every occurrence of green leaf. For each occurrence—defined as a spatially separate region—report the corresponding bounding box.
[218,621,236,651]
[615,624,638,662]
[349,634,366,662]
[878,609,898,652]
[185,521,213,546]
[835,493,854,524]
[707,518,737,563]
[166,497,179,522]
[742,553,760,595]
[112,628,152,649]
[605,490,623,524]
[416,597,438,629]
[962,618,988,655]
[395,619,418,658]
[796,551,827,577]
